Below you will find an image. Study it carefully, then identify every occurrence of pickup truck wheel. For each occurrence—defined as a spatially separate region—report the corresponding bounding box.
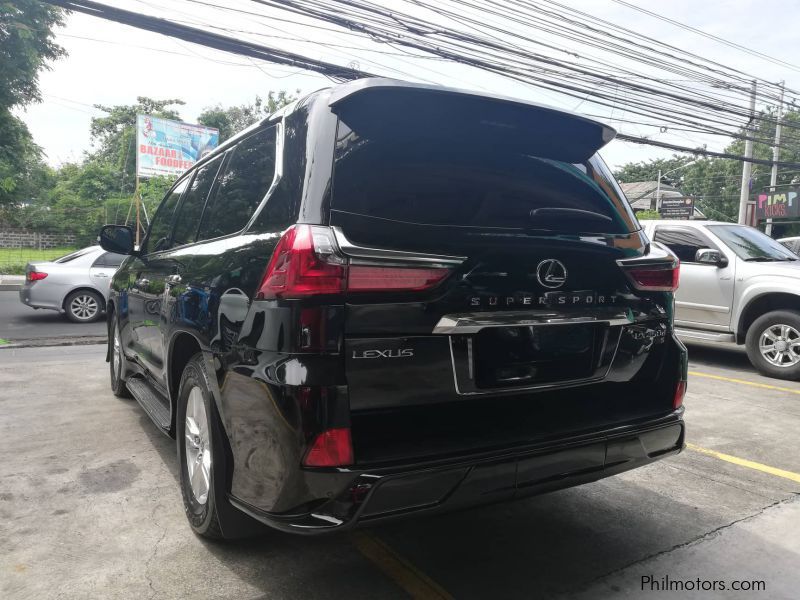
[746,311,800,380]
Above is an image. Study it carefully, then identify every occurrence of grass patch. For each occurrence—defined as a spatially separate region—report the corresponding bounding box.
[0,247,77,275]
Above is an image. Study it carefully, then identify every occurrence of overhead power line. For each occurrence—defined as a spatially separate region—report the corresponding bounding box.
[610,0,800,74]
[44,0,371,81]
[42,0,800,167]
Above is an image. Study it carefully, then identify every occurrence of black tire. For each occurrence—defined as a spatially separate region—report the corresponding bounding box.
[745,310,800,380]
[64,289,104,323]
[176,353,225,539]
[109,315,131,398]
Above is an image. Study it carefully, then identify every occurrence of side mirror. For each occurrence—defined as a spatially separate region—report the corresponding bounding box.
[695,248,727,267]
[98,225,136,256]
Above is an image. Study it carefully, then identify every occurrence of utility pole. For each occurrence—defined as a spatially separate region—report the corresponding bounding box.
[738,80,757,225]
[766,81,785,237]
[656,169,662,211]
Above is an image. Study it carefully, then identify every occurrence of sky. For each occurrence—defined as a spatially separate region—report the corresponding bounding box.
[16,0,800,171]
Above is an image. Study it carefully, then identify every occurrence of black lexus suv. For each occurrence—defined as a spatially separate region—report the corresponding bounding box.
[99,79,687,539]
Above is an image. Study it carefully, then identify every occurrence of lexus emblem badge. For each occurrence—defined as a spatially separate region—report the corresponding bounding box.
[536,259,568,289]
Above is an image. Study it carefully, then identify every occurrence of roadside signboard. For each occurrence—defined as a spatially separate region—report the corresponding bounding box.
[135,115,219,178]
[658,196,695,219]
[755,186,800,221]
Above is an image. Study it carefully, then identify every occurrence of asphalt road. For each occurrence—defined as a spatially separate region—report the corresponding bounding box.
[0,290,106,342]
[2,344,799,599]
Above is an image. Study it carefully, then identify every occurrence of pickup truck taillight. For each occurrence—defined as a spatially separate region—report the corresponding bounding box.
[27,271,48,282]
[256,225,451,299]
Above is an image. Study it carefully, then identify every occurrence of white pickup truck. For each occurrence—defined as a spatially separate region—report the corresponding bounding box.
[641,219,800,380]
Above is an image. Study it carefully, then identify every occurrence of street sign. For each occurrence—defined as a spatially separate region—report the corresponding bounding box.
[659,196,695,219]
[756,187,800,221]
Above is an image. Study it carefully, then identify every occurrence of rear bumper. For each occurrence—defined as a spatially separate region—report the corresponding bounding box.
[228,410,684,535]
[18,285,62,311]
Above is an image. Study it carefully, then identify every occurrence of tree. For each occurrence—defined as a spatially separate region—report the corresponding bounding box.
[198,90,299,141]
[614,107,800,225]
[614,156,694,187]
[0,1,65,108]
[0,0,65,207]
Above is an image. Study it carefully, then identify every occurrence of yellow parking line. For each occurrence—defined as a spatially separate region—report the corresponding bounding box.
[688,370,800,395]
[687,443,800,484]
[351,531,453,600]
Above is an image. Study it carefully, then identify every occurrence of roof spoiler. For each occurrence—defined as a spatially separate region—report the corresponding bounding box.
[329,78,616,163]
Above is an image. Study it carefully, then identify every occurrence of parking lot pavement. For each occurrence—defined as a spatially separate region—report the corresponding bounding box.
[2,344,799,599]
[0,290,106,343]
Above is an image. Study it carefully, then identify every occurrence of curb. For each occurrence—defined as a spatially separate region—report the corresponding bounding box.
[0,336,107,350]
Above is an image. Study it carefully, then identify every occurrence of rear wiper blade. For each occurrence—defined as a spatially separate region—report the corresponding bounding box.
[528,208,613,224]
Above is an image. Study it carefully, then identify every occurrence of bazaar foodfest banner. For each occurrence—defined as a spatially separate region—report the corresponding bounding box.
[136,115,219,178]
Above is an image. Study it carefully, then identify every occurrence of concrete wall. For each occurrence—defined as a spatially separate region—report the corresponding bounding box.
[0,229,77,249]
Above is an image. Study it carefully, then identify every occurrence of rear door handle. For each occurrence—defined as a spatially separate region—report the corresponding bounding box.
[94,273,109,278]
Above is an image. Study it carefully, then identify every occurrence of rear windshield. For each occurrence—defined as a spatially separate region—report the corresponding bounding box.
[331,122,638,234]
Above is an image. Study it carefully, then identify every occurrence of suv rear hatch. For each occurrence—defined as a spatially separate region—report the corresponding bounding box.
[315,83,677,466]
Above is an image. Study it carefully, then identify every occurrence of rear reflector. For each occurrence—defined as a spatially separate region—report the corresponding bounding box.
[27,271,48,282]
[348,265,450,292]
[303,428,354,467]
[623,263,680,292]
[674,380,686,409]
[257,225,451,299]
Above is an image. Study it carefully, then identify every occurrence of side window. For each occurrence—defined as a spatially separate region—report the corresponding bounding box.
[92,252,126,268]
[198,126,276,241]
[146,177,189,253]
[653,228,712,263]
[172,156,224,247]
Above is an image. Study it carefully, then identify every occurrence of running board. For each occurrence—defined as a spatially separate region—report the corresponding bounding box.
[675,328,736,344]
[126,377,171,433]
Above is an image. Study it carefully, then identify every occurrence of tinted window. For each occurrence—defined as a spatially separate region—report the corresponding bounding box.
[147,177,189,253]
[172,156,223,247]
[708,225,797,262]
[54,248,96,263]
[92,252,126,268]
[198,127,276,241]
[331,121,636,234]
[784,239,800,255]
[653,228,711,263]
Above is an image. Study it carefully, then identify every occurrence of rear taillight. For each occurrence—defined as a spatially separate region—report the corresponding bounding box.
[302,427,353,467]
[622,262,680,292]
[257,225,346,299]
[256,225,451,299]
[674,380,686,409]
[27,271,48,282]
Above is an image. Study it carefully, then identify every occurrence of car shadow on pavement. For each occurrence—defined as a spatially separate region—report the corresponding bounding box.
[130,401,403,599]
[128,400,792,599]
[684,343,753,372]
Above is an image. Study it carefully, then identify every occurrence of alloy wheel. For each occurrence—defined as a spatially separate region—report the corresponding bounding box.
[759,324,800,367]
[184,386,211,505]
[70,294,99,321]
